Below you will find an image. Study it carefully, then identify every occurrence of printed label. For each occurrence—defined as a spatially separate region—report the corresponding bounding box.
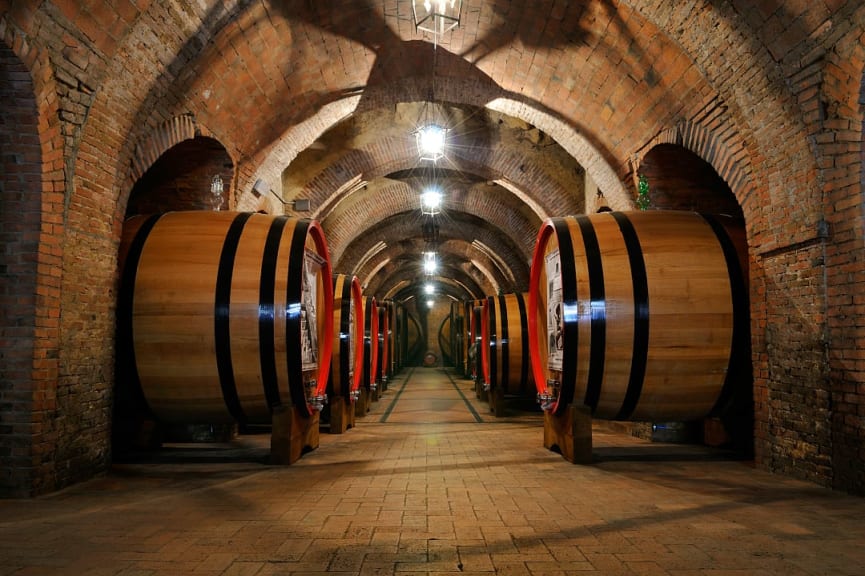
[545,249,564,372]
[301,249,325,371]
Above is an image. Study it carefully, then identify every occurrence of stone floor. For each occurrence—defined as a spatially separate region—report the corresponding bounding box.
[2,367,864,575]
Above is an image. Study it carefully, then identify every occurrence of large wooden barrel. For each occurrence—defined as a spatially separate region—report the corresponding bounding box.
[376,303,390,389]
[387,301,398,376]
[448,301,465,369]
[403,306,425,365]
[439,301,465,371]
[480,293,533,399]
[362,295,379,395]
[469,301,484,383]
[328,274,364,403]
[462,300,474,376]
[117,211,334,424]
[528,210,748,421]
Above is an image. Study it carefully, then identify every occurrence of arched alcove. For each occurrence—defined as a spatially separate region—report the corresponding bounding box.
[126,136,234,216]
[115,134,236,453]
[637,143,753,455]
[639,144,743,216]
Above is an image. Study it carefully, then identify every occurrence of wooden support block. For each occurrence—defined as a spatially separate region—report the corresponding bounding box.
[354,389,370,417]
[491,386,505,418]
[328,396,355,434]
[543,404,592,464]
[270,405,319,465]
[478,381,489,403]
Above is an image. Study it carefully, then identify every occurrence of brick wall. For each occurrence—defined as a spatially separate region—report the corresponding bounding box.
[819,19,865,495]
[0,43,40,497]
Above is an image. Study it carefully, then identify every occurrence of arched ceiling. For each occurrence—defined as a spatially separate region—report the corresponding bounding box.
[34,0,842,302]
[226,2,610,303]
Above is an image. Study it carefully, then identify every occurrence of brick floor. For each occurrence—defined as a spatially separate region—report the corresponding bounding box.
[1,367,864,575]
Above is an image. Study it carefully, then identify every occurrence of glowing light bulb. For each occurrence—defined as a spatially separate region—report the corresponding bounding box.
[417,124,446,158]
[421,189,442,213]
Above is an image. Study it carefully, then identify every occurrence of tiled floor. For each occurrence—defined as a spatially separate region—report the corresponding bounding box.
[2,367,864,575]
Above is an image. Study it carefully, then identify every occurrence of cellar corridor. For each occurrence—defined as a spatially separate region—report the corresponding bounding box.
[1,368,864,575]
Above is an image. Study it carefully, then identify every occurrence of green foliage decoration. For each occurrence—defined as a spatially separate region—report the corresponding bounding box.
[636,174,650,210]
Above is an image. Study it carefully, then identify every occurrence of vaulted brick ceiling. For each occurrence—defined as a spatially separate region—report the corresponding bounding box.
[71,0,831,302]
[218,0,649,301]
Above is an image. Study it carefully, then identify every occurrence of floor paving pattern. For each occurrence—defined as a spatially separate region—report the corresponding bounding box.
[1,367,864,575]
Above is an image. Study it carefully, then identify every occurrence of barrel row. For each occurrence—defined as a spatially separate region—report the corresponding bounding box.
[446,210,747,424]
[444,294,536,417]
[121,209,748,433]
[118,211,401,431]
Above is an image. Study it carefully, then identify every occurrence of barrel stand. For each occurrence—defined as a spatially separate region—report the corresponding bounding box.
[270,405,320,464]
[476,379,488,402]
[327,396,356,434]
[543,404,592,464]
[489,386,505,418]
[354,388,370,417]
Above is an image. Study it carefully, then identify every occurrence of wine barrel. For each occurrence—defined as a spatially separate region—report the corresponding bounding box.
[480,293,533,399]
[465,299,485,380]
[328,274,364,403]
[387,301,398,376]
[449,301,465,370]
[528,210,748,421]
[117,211,334,424]
[438,313,453,366]
[362,295,379,395]
[376,303,390,389]
[462,300,474,376]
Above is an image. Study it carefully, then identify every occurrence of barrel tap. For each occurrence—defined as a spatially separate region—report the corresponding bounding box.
[306,380,328,412]
[537,379,560,411]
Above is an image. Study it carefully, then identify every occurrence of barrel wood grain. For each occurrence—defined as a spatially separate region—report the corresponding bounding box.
[528,210,747,422]
[120,211,333,424]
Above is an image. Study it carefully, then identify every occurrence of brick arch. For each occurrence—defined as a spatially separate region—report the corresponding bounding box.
[636,120,752,212]
[0,22,65,497]
[342,214,528,297]
[363,247,497,301]
[322,179,540,266]
[125,114,239,214]
[627,2,818,249]
[126,133,236,215]
[305,132,572,223]
[127,114,200,187]
[373,257,490,302]
[240,74,628,212]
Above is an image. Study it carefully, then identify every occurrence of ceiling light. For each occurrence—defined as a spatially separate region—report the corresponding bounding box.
[423,252,438,275]
[420,188,442,215]
[415,123,448,163]
[412,0,462,46]
[424,283,435,294]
